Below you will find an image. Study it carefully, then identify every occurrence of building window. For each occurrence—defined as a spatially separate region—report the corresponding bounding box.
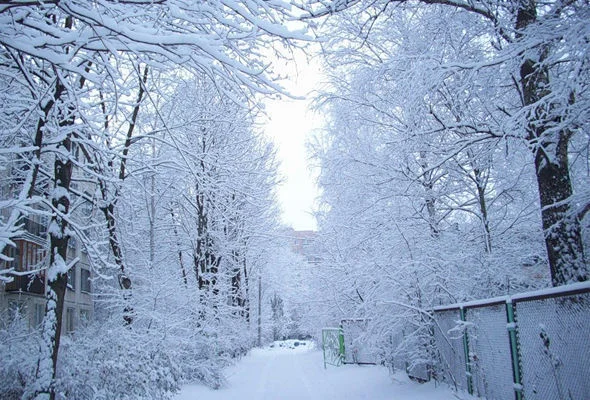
[67,246,77,263]
[68,235,77,250]
[1,245,19,270]
[34,303,45,328]
[26,243,33,269]
[67,267,76,290]
[9,240,46,272]
[66,307,75,333]
[8,300,25,321]
[81,268,91,293]
[24,215,47,237]
[79,309,91,326]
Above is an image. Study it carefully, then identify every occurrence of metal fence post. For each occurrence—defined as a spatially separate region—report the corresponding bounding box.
[505,300,523,400]
[322,328,328,369]
[338,328,345,362]
[459,307,474,395]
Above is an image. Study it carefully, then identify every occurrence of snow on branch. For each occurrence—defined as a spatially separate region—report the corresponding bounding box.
[0,0,311,95]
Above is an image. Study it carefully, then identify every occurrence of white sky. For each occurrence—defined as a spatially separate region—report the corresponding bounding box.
[262,52,323,231]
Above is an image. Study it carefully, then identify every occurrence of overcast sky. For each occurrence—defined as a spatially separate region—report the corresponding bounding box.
[262,53,323,231]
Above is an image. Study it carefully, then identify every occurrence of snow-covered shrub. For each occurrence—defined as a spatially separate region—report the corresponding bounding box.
[0,312,38,400]
[44,304,252,399]
[56,323,181,400]
[176,336,229,390]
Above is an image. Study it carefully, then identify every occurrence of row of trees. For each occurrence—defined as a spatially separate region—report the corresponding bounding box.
[0,1,308,399]
[305,0,589,368]
[1,0,587,395]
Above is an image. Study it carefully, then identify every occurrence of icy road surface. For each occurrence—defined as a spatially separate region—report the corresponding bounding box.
[175,340,470,400]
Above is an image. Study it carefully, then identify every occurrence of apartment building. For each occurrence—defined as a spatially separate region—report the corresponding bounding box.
[0,210,93,333]
[0,147,93,333]
[286,228,321,264]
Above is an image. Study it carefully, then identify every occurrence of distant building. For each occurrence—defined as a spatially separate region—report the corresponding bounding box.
[284,228,321,264]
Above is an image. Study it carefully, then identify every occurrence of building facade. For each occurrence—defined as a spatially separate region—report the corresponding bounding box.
[286,228,321,264]
[0,148,94,333]
[0,210,93,333]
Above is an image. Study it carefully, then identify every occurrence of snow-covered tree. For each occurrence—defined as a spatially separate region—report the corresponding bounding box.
[0,2,308,399]
[307,0,588,371]
[301,0,590,289]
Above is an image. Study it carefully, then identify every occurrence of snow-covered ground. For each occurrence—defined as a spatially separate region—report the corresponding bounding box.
[175,340,470,400]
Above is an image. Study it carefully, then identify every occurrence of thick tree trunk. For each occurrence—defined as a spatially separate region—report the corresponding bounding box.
[101,204,133,324]
[517,1,588,285]
[194,134,221,304]
[194,187,221,315]
[29,102,73,400]
[534,146,587,285]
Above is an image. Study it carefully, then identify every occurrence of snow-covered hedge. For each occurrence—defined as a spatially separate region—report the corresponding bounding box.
[0,314,37,400]
[56,324,181,400]
[0,313,255,399]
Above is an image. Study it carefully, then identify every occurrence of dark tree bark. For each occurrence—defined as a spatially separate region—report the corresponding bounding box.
[170,205,189,286]
[418,152,440,238]
[193,132,222,304]
[95,64,148,324]
[194,189,221,313]
[413,0,588,284]
[531,131,587,284]
[516,1,588,285]
[473,166,492,254]
[230,249,248,318]
[29,77,74,400]
[44,141,72,400]
[242,257,250,322]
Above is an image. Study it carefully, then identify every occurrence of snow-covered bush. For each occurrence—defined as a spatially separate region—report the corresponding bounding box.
[56,324,181,400]
[0,312,38,400]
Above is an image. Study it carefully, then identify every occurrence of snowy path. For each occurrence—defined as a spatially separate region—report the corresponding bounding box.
[175,341,468,400]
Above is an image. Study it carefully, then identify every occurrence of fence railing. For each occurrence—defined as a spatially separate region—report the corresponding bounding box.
[429,282,590,400]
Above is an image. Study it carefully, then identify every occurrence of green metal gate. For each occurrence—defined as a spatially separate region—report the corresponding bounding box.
[322,328,345,368]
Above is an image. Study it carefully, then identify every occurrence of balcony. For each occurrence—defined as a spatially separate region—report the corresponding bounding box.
[23,217,47,238]
[4,273,45,295]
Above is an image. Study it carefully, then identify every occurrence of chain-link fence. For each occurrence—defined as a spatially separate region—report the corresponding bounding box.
[430,282,589,400]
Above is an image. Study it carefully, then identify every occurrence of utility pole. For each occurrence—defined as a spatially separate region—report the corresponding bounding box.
[257,274,262,347]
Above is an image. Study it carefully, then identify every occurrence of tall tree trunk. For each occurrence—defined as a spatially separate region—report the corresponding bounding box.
[475,177,492,254]
[194,188,221,313]
[257,275,262,346]
[194,133,221,308]
[96,64,148,324]
[471,162,492,254]
[230,249,248,317]
[533,140,587,284]
[517,0,588,285]
[27,79,74,400]
[242,257,250,323]
[418,152,439,237]
[170,205,189,286]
